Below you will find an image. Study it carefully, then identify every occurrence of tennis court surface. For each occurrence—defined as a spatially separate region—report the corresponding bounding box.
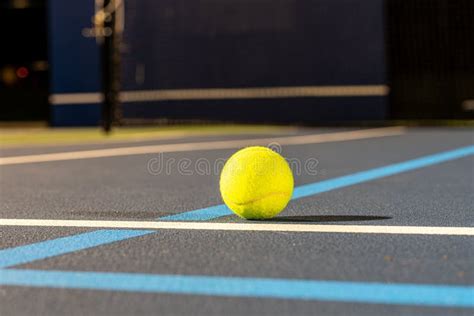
[0,126,473,315]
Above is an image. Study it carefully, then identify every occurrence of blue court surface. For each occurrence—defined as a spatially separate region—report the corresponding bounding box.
[0,127,473,315]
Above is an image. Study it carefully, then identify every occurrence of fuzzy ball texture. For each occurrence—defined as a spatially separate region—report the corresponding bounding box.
[220,146,294,219]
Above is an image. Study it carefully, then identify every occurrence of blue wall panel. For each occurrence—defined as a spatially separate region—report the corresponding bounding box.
[48,0,101,126]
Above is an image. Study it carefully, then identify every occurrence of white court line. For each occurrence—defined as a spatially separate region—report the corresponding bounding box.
[0,127,405,166]
[1,219,473,236]
[49,85,389,105]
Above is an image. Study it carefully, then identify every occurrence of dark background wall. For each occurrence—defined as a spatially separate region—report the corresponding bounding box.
[1,0,472,124]
[386,0,474,119]
[0,0,49,121]
[122,0,386,90]
[120,0,388,123]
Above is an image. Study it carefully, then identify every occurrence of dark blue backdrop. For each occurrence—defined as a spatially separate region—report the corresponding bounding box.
[49,0,388,126]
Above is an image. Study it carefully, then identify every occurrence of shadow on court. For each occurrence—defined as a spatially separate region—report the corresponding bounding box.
[268,215,392,223]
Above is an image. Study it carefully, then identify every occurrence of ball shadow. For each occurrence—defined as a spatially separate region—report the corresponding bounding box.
[267,215,392,223]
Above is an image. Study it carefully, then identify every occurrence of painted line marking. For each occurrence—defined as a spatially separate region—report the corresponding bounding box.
[121,85,390,102]
[0,145,473,268]
[0,127,404,165]
[49,92,103,105]
[1,269,473,308]
[1,219,473,236]
[0,230,154,269]
[49,85,389,105]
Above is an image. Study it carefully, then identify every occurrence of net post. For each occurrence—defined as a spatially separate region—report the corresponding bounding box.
[101,0,121,133]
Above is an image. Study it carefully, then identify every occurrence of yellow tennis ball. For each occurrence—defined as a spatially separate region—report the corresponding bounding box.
[220,146,294,219]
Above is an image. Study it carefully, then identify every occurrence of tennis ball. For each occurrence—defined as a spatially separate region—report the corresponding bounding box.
[220,146,294,219]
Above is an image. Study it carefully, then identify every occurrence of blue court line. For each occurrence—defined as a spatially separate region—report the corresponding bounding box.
[293,144,474,199]
[0,230,154,268]
[161,204,233,221]
[1,269,473,307]
[0,145,473,269]
[163,145,474,220]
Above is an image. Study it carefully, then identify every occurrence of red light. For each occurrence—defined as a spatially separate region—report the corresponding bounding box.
[16,67,29,79]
